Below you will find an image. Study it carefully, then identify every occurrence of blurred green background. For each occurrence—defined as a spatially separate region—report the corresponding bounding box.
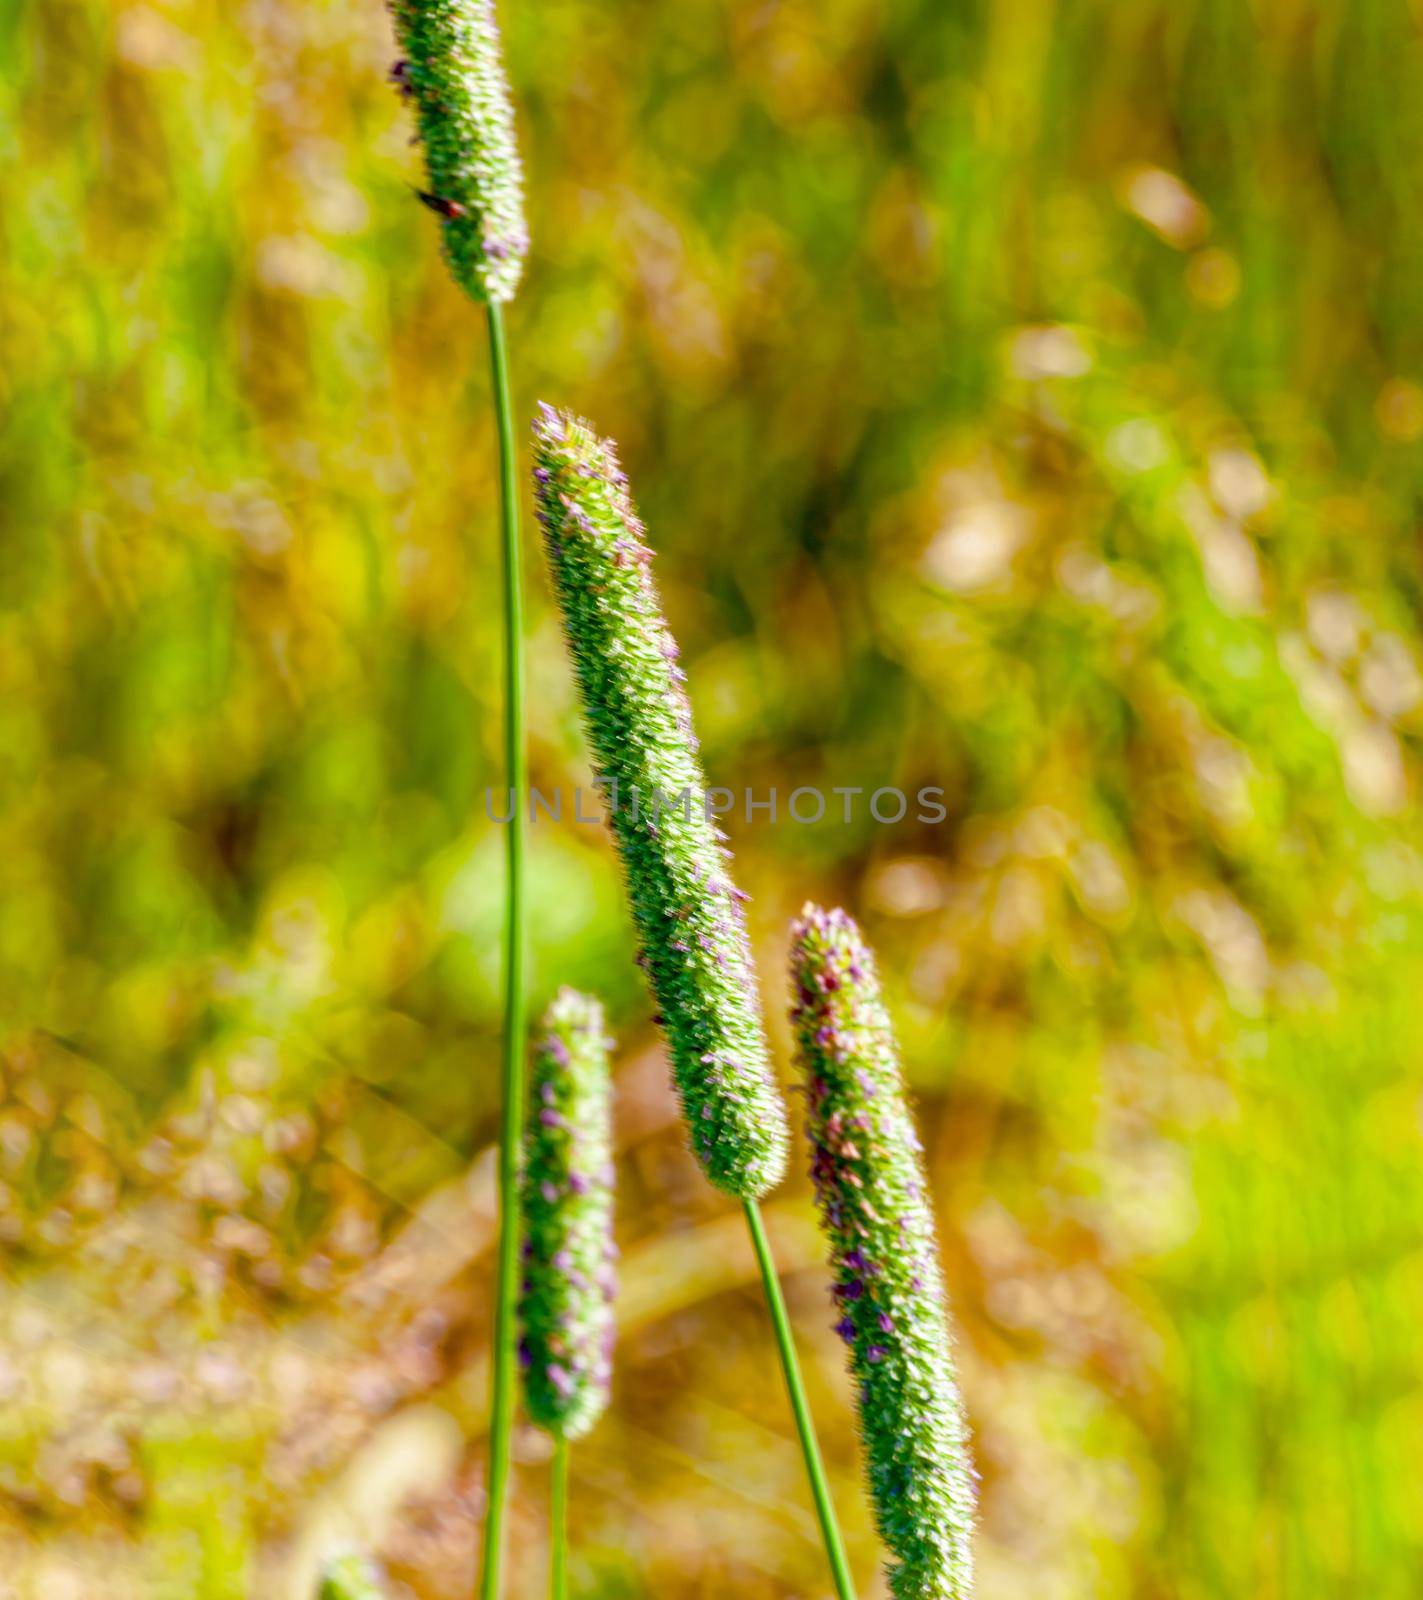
[3,0,1423,1594]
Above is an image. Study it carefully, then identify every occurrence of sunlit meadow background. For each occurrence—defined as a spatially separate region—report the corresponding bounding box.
[3,0,1423,1594]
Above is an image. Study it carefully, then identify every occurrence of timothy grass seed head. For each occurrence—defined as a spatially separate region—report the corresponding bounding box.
[531,406,790,1199]
[388,0,528,303]
[790,904,976,1599]
[518,988,617,1440]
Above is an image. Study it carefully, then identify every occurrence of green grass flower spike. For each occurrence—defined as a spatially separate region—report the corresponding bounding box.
[519,988,617,1439]
[790,905,976,1600]
[319,1550,386,1599]
[531,406,790,1199]
[388,0,528,303]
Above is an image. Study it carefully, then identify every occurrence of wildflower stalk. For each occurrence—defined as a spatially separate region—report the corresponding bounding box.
[532,409,855,1597]
[319,1551,386,1600]
[549,1436,569,1600]
[745,1197,859,1600]
[481,294,526,1600]
[384,6,529,1595]
[790,906,977,1600]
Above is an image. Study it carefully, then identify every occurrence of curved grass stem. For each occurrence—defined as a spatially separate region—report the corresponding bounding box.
[550,1437,569,1600]
[479,299,526,1600]
[743,1199,858,1600]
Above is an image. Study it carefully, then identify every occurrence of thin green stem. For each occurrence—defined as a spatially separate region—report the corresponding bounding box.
[744,1199,858,1600]
[549,1437,569,1600]
[480,298,526,1600]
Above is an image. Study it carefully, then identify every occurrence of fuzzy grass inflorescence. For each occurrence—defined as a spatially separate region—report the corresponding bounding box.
[790,905,977,1600]
[531,405,790,1199]
[319,1550,386,1599]
[388,0,528,303]
[518,988,617,1440]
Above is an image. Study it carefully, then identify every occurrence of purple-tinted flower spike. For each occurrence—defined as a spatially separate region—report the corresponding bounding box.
[319,1550,386,1599]
[531,407,790,1199]
[790,905,976,1600]
[387,0,528,303]
[518,989,616,1440]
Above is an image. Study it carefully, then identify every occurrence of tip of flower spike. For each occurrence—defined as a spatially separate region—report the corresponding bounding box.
[533,399,568,442]
[530,404,626,476]
[531,406,647,568]
[319,1549,385,1599]
[543,985,604,1033]
[791,902,863,954]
